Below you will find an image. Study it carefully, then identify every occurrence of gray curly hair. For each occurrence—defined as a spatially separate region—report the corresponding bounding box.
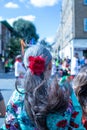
[24,45,52,69]
[73,66,87,116]
[23,45,52,129]
[73,66,87,88]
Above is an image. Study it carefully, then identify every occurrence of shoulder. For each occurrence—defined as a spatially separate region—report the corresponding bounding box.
[46,100,73,130]
[4,89,37,130]
[46,95,85,130]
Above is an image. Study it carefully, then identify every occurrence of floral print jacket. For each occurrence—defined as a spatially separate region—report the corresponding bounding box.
[0,88,85,130]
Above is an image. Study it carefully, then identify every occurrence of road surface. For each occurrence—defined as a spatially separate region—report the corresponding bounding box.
[0,72,15,127]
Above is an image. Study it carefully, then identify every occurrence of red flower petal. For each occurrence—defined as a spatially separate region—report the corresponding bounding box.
[12,103,17,109]
[70,121,79,128]
[72,111,79,118]
[6,124,10,129]
[28,56,45,75]
[56,120,67,128]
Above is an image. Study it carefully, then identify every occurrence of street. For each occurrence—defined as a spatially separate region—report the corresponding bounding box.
[0,72,15,127]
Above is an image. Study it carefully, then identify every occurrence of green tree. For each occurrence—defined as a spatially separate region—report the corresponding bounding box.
[6,38,21,59]
[13,18,39,44]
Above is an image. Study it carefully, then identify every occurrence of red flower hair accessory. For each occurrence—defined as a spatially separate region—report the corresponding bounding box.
[28,56,45,75]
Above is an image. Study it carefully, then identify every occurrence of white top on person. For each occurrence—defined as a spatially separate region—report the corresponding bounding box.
[71,53,80,76]
[14,55,26,78]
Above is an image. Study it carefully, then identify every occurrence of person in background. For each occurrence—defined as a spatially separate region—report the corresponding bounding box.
[80,56,85,67]
[66,56,71,64]
[0,91,6,117]
[71,53,80,77]
[4,59,9,73]
[73,66,87,130]
[1,45,85,130]
[8,58,13,71]
[51,58,56,76]
[62,58,70,76]
[14,55,26,79]
[84,56,87,66]
[55,58,59,72]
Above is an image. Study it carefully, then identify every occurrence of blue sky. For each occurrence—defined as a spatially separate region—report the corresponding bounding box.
[0,0,62,43]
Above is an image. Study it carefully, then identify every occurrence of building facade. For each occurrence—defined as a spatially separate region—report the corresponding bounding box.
[0,21,15,59]
[0,21,18,72]
[55,0,87,59]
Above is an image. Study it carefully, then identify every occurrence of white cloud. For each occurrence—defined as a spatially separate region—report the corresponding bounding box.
[30,0,59,7]
[46,36,55,43]
[4,2,19,8]
[0,16,3,21]
[19,0,30,8]
[38,35,55,44]
[19,0,60,8]
[6,15,36,26]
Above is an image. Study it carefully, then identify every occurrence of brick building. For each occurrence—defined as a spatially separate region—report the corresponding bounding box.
[0,20,18,72]
[55,0,87,59]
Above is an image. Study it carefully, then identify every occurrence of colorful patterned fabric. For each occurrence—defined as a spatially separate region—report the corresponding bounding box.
[0,89,37,130]
[0,88,85,130]
[47,92,85,130]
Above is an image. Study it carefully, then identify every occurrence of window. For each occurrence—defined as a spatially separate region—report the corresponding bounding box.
[84,18,87,32]
[84,0,87,5]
